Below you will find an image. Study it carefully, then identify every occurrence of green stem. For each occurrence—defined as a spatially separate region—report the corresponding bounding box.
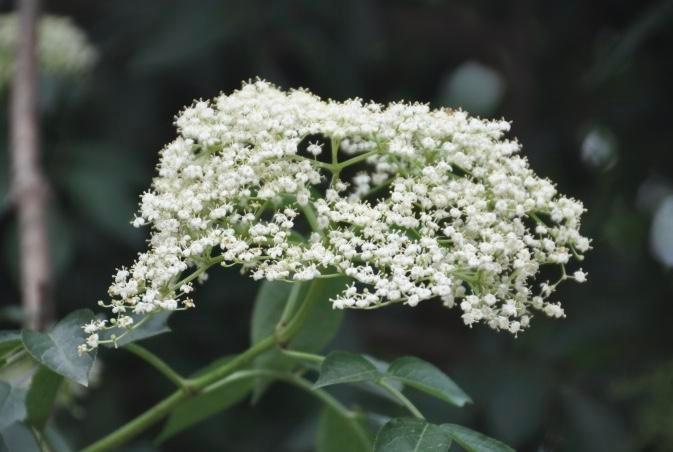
[82,285,316,452]
[335,148,380,170]
[279,349,325,364]
[124,343,186,389]
[378,379,425,419]
[275,279,322,344]
[84,277,337,452]
[300,202,322,233]
[276,282,304,330]
[206,369,370,449]
[82,390,186,452]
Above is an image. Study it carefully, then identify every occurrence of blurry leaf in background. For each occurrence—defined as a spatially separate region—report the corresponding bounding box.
[561,389,631,452]
[21,310,96,386]
[437,61,505,117]
[157,364,254,443]
[587,0,673,85]
[59,144,145,246]
[25,366,62,430]
[0,144,7,211]
[613,360,673,452]
[0,333,20,360]
[649,195,673,267]
[0,382,27,429]
[0,422,40,452]
[485,368,548,446]
[126,1,239,75]
[636,176,673,213]
[580,127,618,171]
[0,354,38,390]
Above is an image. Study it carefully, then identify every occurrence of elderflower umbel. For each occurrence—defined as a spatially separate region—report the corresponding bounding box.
[81,80,590,351]
[0,14,97,90]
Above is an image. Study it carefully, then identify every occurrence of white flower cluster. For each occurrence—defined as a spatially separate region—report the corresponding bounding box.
[0,14,97,90]
[81,80,590,352]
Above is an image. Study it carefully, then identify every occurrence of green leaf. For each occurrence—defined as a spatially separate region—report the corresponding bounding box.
[314,351,381,389]
[250,280,294,344]
[441,424,514,452]
[101,312,172,348]
[385,357,472,407]
[250,278,347,350]
[374,418,451,452]
[43,425,75,452]
[0,382,27,430]
[26,366,63,430]
[0,422,40,452]
[21,310,96,386]
[250,278,347,400]
[0,332,21,360]
[60,144,146,245]
[317,407,372,452]
[156,375,254,443]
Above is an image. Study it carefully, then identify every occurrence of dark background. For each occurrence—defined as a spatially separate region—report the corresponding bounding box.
[1,0,673,451]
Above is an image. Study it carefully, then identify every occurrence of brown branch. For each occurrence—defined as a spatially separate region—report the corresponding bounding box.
[9,0,52,330]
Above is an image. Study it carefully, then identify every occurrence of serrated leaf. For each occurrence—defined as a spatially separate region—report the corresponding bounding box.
[21,310,96,386]
[26,366,62,430]
[156,375,253,443]
[0,422,40,452]
[0,382,27,430]
[441,424,514,452]
[314,351,381,389]
[0,332,21,359]
[374,418,451,452]
[385,357,471,407]
[317,407,372,452]
[101,311,172,348]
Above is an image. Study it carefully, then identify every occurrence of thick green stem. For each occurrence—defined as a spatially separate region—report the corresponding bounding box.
[82,390,185,452]
[207,369,371,450]
[279,349,325,364]
[83,337,276,452]
[124,343,186,389]
[83,279,328,452]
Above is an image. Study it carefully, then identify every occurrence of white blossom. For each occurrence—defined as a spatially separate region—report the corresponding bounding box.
[0,14,97,90]
[81,80,590,351]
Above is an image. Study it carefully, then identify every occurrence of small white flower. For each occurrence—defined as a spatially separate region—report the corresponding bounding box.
[86,334,99,349]
[89,80,589,342]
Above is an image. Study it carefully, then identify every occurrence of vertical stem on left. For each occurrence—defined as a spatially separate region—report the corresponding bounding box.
[9,0,52,330]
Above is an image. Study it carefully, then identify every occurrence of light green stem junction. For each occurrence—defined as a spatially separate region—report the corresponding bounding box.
[83,280,326,452]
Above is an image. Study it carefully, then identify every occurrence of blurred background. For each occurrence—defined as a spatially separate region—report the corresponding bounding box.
[1,0,672,450]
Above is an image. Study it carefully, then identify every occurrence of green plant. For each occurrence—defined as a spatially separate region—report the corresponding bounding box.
[0,81,590,451]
